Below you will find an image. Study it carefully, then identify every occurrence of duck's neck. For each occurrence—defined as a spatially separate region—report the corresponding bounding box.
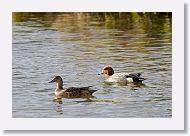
[56,81,63,90]
[104,74,111,78]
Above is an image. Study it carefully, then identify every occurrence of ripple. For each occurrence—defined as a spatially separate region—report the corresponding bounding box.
[12,13,172,118]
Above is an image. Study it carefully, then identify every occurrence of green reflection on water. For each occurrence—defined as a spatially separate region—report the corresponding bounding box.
[13,12,172,35]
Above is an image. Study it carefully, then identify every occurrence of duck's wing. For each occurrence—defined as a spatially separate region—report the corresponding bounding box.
[128,72,143,77]
[62,87,83,98]
[64,87,81,92]
[126,72,146,82]
[65,86,97,94]
[65,86,91,92]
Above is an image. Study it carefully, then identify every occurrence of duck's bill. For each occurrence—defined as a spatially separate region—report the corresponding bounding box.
[98,73,103,75]
[48,80,55,83]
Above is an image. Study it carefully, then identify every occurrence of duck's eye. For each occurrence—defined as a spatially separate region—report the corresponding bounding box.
[104,71,108,75]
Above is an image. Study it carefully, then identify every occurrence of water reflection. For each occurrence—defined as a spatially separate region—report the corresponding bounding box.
[55,104,63,115]
[13,12,172,34]
[103,81,145,87]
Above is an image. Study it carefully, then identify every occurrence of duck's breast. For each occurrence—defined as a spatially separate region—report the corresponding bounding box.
[54,89,65,98]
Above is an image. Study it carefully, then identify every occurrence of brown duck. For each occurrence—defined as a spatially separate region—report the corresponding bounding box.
[48,76,97,99]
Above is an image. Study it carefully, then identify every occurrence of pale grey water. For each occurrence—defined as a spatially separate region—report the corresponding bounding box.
[12,13,172,118]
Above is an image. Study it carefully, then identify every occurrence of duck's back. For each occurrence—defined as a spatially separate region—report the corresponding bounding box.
[106,72,145,83]
[63,87,97,98]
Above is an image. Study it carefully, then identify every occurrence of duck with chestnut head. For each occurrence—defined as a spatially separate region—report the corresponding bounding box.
[99,66,146,83]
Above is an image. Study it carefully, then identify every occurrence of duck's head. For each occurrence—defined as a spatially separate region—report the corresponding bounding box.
[48,76,63,83]
[100,66,114,76]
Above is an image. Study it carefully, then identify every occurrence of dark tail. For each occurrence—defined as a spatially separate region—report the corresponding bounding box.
[134,77,146,82]
[89,89,98,94]
[78,86,97,94]
[128,73,146,82]
[87,86,98,94]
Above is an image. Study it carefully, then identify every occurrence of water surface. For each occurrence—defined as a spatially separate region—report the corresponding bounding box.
[12,13,172,118]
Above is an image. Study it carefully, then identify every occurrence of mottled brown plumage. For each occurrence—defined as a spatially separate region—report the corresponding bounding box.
[49,76,97,99]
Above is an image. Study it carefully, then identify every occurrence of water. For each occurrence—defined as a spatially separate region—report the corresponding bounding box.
[12,13,172,118]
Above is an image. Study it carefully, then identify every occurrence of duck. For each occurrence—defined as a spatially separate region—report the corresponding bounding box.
[48,76,97,99]
[99,66,146,83]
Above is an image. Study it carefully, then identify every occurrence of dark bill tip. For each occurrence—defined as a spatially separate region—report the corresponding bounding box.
[48,80,54,83]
